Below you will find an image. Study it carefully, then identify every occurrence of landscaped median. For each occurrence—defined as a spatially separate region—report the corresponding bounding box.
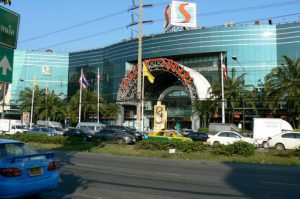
[1,134,300,166]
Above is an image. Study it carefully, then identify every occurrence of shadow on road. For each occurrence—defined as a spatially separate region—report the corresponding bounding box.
[225,162,300,199]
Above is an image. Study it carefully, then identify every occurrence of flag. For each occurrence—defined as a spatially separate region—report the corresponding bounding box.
[143,64,155,84]
[34,77,39,91]
[221,53,228,80]
[79,68,89,89]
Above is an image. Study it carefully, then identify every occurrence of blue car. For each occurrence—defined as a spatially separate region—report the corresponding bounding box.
[0,139,59,198]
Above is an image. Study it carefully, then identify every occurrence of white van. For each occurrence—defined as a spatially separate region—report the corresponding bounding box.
[76,122,105,134]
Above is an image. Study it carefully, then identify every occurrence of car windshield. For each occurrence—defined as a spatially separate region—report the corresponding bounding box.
[15,125,26,129]
[0,143,37,158]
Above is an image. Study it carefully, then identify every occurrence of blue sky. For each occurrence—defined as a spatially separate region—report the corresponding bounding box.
[5,0,300,52]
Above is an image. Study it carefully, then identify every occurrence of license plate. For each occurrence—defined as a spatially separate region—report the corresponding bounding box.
[29,167,42,176]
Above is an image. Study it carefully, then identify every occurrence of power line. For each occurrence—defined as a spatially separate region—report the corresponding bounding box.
[19,10,127,44]
[27,1,300,50]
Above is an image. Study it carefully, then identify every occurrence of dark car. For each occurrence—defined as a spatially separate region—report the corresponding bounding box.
[95,129,136,144]
[186,132,209,141]
[63,128,94,141]
[28,127,58,136]
[105,125,144,141]
[179,129,194,136]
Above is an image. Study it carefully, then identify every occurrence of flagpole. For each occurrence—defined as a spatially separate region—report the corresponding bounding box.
[79,69,83,123]
[220,53,225,124]
[97,67,100,123]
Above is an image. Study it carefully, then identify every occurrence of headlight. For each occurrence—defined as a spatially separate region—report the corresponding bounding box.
[124,136,130,140]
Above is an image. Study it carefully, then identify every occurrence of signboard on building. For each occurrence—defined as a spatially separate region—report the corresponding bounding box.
[164,1,197,31]
[0,6,20,49]
[42,65,52,76]
[154,105,167,130]
[0,45,13,83]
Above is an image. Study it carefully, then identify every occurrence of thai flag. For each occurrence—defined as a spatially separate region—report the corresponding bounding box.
[221,53,228,80]
[79,69,89,89]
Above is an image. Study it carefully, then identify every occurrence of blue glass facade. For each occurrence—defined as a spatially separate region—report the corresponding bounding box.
[11,50,69,104]
[9,21,300,127]
[69,23,284,100]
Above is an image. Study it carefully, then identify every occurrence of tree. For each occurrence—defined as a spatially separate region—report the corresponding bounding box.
[35,91,66,121]
[209,68,257,122]
[17,87,44,124]
[67,89,119,123]
[193,98,219,128]
[265,56,300,127]
[0,0,11,5]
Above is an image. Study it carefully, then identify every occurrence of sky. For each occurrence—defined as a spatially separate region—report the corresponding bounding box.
[4,0,300,52]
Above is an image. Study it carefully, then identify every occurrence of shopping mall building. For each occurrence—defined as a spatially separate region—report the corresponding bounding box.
[3,19,300,129]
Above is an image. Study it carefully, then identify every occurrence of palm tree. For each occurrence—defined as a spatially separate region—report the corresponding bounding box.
[36,91,66,121]
[209,68,257,122]
[17,87,44,124]
[193,98,219,128]
[67,89,119,123]
[265,56,300,127]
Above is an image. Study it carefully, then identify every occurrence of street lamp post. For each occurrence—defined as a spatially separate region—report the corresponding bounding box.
[231,56,246,131]
[20,78,35,130]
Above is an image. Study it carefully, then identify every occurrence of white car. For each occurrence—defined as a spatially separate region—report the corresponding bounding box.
[207,131,255,146]
[267,132,300,150]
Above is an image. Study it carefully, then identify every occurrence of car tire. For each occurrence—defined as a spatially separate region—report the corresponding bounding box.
[275,143,285,151]
[117,139,124,144]
[213,141,220,146]
[262,141,268,149]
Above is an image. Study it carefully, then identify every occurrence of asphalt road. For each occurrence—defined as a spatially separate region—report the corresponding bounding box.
[38,151,300,199]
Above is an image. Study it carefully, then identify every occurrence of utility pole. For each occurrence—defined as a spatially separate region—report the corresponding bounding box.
[128,0,153,131]
[136,0,143,131]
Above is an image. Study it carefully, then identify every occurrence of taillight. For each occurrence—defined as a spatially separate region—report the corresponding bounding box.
[0,168,22,177]
[48,162,56,171]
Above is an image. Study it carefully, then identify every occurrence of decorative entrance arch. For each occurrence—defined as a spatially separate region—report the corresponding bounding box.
[117,58,211,105]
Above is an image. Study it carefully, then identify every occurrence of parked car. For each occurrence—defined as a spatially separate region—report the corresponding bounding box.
[0,139,59,198]
[148,130,192,142]
[49,126,64,135]
[27,127,58,136]
[267,132,300,150]
[186,132,209,141]
[105,125,144,141]
[179,129,194,136]
[63,128,94,141]
[76,122,105,134]
[94,129,136,144]
[207,131,255,146]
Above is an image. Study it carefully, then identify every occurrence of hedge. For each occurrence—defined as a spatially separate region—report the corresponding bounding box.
[136,140,205,153]
[0,133,84,145]
[212,141,256,157]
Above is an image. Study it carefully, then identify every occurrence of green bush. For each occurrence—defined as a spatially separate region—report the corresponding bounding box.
[212,141,255,157]
[0,133,84,145]
[198,128,208,133]
[136,140,205,153]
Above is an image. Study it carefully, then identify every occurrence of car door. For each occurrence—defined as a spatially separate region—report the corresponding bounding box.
[227,132,242,144]
[281,133,295,149]
[294,134,300,149]
[217,132,230,144]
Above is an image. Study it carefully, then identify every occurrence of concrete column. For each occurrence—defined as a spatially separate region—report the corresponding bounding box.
[192,111,200,131]
[115,105,124,125]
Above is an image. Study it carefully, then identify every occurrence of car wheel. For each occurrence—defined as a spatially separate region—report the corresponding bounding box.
[117,139,124,144]
[275,143,285,151]
[262,141,268,149]
[213,141,220,146]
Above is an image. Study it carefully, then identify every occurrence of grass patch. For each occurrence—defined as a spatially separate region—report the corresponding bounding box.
[25,142,300,166]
